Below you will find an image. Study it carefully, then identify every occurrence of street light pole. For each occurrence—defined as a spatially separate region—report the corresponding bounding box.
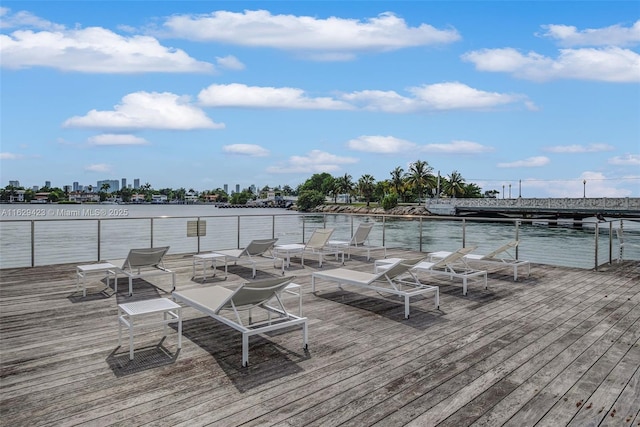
[583,179,586,198]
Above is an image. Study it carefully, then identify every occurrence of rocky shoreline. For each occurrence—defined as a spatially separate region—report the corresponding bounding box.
[309,204,431,216]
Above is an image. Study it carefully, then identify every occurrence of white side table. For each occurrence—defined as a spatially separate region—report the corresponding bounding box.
[374,257,403,273]
[76,262,116,297]
[192,253,228,282]
[274,244,305,268]
[118,298,182,360]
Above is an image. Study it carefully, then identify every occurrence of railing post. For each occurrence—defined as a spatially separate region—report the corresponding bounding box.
[594,222,599,271]
[272,215,276,240]
[419,216,423,252]
[237,216,241,248]
[462,218,466,248]
[515,220,520,259]
[31,220,35,267]
[97,219,101,262]
[382,215,386,247]
[608,221,613,264]
[197,216,201,254]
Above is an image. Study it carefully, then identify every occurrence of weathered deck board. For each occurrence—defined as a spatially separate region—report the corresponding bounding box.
[0,250,638,426]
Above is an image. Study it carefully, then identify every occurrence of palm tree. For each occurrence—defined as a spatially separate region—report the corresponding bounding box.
[444,170,465,198]
[405,160,434,204]
[358,174,376,206]
[336,173,354,204]
[390,166,404,198]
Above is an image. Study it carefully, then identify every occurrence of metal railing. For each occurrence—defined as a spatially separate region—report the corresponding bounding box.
[1,213,638,270]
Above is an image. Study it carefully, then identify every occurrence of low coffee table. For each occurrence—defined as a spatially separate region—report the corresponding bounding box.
[118,298,182,360]
[76,262,117,297]
[192,253,228,282]
[273,244,305,268]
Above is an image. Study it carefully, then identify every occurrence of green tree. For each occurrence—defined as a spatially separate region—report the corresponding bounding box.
[463,183,483,198]
[358,174,376,207]
[405,160,434,204]
[390,166,405,197]
[335,173,354,203]
[443,170,465,198]
[296,190,326,211]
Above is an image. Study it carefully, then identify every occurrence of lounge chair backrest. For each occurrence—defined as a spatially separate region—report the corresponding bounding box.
[432,246,476,268]
[243,238,278,256]
[305,228,335,250]
[482,240,518,259]
[123,246,169,269]
[351,223,374,246]
[225,276,295,310]
[375,257,425,283]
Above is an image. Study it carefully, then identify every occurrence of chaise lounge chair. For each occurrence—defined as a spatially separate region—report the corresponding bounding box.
[212,238,285,278]
[427,240,530,281]
[275,228,344,268]
[108,246,176,296]
[377,247,487,296]
[327,222,387,261]
[172,276,308,367]
[311,257,439,319]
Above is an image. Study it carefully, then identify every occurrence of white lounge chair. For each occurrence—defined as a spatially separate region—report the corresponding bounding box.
[108,246,176,296]
[327,222,387,261]
[311,257,439,319]
[275,228,344,268]
[172,276,308,367]
[213,238,285,278]
[428,241,530,281]
[377,247,487,296]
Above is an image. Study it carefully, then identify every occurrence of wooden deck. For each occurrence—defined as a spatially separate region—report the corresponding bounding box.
[1,249,639,426]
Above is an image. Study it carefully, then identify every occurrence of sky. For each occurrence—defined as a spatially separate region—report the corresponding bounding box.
[1,1,639,198]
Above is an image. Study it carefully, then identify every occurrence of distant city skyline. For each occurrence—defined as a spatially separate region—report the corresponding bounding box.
[1,2,638,198]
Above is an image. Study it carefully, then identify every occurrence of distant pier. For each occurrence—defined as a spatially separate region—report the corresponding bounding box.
[427,197,640,219]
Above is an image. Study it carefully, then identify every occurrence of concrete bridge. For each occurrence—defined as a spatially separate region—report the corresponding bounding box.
[426,197,640,218]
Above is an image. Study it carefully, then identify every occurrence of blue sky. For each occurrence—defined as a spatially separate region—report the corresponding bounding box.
[1,1,639,198]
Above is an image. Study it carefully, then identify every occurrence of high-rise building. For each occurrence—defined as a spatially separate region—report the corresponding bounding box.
[45,181,51,188]
[235,184,240,194]
[9,180,20,187]
[73,181,79,191]
[121,178,127,190]
[224,184,228,194]
[134,179,140,189]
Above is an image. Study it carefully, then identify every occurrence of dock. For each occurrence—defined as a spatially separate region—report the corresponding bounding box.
[1,250,639,426]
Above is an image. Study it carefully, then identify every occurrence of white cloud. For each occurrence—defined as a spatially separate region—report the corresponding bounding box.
[539,20,640,47]
[462,46,640,83]
[0,152,23,159]
[497,156,550,168]
[0,7,64,31]
[64,91,224,130]
[422,140,494,154]
[347,135,416,153]
[343,82,531,112]
[222,144,270,157]
[84,163,111,173]
[161,10,460,60]
[544,143,615,153]
[266,149,358,173]
[198,83,352,110]
[215,55,245,70]
[87,134,150,146]
[608,153,640,166]
[0,9,213,73]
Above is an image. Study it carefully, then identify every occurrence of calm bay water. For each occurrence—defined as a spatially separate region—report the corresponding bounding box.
[1,203,638,269]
